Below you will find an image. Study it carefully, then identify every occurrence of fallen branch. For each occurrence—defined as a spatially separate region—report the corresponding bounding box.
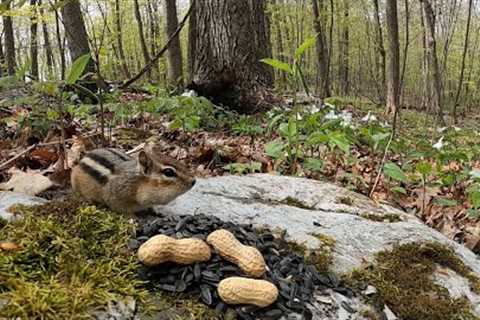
[120,0,195,89]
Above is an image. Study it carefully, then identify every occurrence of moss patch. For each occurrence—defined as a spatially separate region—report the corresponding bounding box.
[281,196,315,210]
[0,199,148,319]
[360,212,402,223]
[345,242,480,320]
[337,196,354,206]
[289,233,336,273]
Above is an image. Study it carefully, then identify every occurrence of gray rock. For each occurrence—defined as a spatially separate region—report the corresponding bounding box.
[0,191,46,221]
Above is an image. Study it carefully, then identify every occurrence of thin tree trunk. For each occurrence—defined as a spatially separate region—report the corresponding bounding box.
[0,35,5,76]
[165,0,184,89]
[453,0,473,123]
[187,0,196,83]
[338,0,349,95]
[38,0,54,77]
[372,0,385,103]
[385,0,400,116]
[399,0,409,104]
[2,0,16,75]
[421,0,446,125]
[271,0,286,88]
[134,0,151,80]
[312,0,330,97]
[54,0,66,80]
[114,0,131,78]
[30,0,39,79]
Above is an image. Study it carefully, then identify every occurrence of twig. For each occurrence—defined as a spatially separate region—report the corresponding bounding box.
[126,143,145,155]
[0,144,37,170]
[120,0,195,89]
[369,132,394,198]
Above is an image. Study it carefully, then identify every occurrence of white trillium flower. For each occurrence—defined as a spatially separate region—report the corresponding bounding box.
[181,90,197,97]
[432,136,444,150]
[361,111,377,123]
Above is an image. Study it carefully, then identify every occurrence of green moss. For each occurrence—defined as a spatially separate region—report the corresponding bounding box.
[360,212,402,223]
[281,196,314,210]
[0,199,148,319]
[345,242,480,320]
[337,196,354,206]
[289,233,336,273]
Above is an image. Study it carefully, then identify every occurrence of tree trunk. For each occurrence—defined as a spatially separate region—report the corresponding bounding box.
[165,0,184,89]
[453,0,473,123]
[30,0,39,79]
[190,0,273,113]
[54,0,66,80]
[421,0,446,125]
[38,0,54,77]
[2,0,16,76]
[399,0,409,104]
[134,0,151,80]
[271,0,286,88]
[187,0,196,83]
[113,0,130,78]
[61,0,94,73]
[0,35,5,76]
[312,0,331,98]
[338,0,349,95]
[385,0,400,116]
[372,0,385,103]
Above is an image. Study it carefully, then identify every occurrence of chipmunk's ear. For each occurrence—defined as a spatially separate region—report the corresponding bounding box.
[138,150,153,174]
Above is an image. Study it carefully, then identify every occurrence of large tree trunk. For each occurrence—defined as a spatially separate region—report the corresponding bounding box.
[421,0,446,125]
[187,0,196,83]
[312,0,331,98]
[61,0,94,73]
[2,0,16,76]
[30,0,39,79]
[113,0,130,78]
[165,0,184,89]
[190,0,273,113]
[372,0,385,103]
[338,0,349,95]
[385,0,400,116]
[134,0,151,80]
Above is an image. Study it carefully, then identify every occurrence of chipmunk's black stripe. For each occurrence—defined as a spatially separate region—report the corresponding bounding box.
[85,153,116,172]
[79,162,108,184]
[106,148,131,161]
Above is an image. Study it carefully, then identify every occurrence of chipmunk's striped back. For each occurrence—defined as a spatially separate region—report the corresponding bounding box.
[76,148,133,185]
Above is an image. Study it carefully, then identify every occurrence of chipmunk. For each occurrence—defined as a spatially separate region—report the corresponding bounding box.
[71,148,195,214]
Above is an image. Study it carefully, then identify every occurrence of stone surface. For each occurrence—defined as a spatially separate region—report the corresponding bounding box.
[161,174,480,275]
[0,191,46,221]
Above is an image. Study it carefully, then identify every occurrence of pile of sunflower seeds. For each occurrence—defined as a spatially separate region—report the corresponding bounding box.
[133,214,352,320]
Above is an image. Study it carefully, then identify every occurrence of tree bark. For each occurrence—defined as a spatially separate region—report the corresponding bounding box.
[421,0,446,125]
[312,0,331,98]
[372,0,385,103]
[190,0,273,112]
[134,0,151,80]
[187,0,196,83]
[165,0,184,89]
[54,0,66,80]
[271,0,286,88]
[30,0,39,79]
[453,0,473,123]
[0,35,5,76]
[338,0,349,95]
[113,0,130,78]
[61,0,94,73]
[385,0,400,115]
[399,0,409,104]
[38,0,54,77]
[2,0,16,76]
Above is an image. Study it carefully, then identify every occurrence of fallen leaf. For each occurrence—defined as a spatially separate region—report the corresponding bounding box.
[0,168,54,195]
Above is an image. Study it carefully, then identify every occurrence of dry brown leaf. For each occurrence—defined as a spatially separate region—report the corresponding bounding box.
[0,168,54,195]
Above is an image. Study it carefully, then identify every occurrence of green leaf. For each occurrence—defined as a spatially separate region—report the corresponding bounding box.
[265,140,285,159]
[416,161,433,176]
[260,58,292,74]
[295,36,316,60]
[304,158,323,172]
[328,132,350,153]
[384,162,408,183]
[434,198,458,207]
[391,186,407,194]
[467,209,480,220]
[66,53,91,85]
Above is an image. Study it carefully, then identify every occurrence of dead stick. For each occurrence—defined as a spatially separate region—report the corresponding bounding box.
[0,144,37,170]
[120,0,194,89]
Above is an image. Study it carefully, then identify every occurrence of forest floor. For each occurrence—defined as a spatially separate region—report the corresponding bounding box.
[1,82,479,254]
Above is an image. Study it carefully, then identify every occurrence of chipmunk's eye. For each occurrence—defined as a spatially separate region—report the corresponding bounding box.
[162,168,177,178]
